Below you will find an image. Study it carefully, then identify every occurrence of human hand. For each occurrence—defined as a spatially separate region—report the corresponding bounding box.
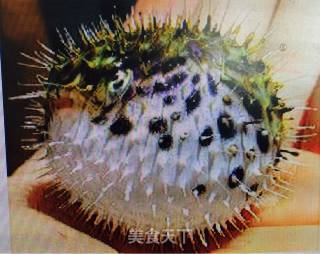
[5,0,320,253]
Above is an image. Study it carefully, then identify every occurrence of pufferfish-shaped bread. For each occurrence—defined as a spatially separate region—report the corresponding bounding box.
[20,15,297,251]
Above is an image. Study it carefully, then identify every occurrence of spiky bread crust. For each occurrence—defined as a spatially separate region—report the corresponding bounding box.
[18,15,298,250]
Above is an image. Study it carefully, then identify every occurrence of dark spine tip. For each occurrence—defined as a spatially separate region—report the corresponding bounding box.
[276,150,288,160]
[166,72,188,89]
[199,127,214,146]
[149,117,168,134]
[217,113,236,139]
[153,81,168,93]
[160,57,186,74]
[256,128,270,153]
[246,183,259,200]
[186,89,201,114]
[110,116,132,135]
[207,73,217,96]
[250,183,259,192]
[245,149,256,161]
[136,86,149,96]
[163,95,176,105]
[191,74,201,85]
[121,86,135,102]
[158,134,173,150]
[279,149,299,157]
[91,114,107,125]
[276,107,294,117]
[228,166,245,189]
[243,95,263,119]
[192,184,206,196]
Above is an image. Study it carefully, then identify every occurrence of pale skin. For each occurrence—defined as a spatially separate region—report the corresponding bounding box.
[5,0,320,252]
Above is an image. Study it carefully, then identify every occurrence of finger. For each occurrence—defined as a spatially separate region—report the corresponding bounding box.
[8,148,117,253]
